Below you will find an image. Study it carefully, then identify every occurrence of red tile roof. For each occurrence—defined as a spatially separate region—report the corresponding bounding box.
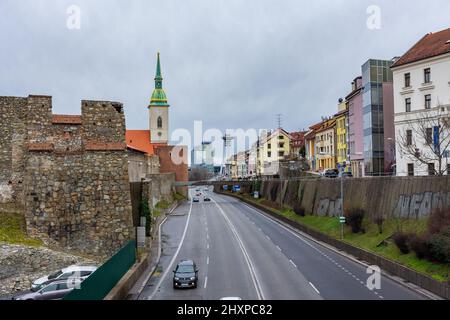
[125,130,167,155]
[52,115,82,125]
[392,28,450,68]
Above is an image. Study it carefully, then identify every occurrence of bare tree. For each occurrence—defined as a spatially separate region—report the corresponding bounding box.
[397,102,450,176]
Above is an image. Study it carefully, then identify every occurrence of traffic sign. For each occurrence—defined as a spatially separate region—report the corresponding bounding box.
[339,216,346,223]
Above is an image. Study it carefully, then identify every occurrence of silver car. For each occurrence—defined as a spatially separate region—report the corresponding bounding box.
[13,279,82,300]
[31,265,97,290]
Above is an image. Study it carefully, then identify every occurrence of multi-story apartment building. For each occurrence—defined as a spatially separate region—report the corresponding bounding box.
[346,76,365,177]
[335,99,349,168]
[361,59,396,176]
[236,151,248,179]
[257,128,292,176]
[290,131,306,159]
[247,143,258,178]
[304,122,323,172]
[392,28,450,176]
[315,118,337,171]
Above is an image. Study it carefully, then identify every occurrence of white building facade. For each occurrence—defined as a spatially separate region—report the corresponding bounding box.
[392,29,450,176]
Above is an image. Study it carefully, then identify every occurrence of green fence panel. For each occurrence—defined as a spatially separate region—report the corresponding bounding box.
[63,240,136,300]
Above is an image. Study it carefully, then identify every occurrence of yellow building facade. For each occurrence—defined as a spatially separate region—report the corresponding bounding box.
[257,128,291,176]
[335,100,348,166]
[315,119,336,171]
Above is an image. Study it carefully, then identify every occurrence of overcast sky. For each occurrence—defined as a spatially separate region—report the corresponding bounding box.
[1,0,450,149]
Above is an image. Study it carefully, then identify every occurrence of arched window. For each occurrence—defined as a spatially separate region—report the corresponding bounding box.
[157,116,163,129]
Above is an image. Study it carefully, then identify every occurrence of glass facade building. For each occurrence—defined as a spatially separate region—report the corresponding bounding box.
[362,59,393,175]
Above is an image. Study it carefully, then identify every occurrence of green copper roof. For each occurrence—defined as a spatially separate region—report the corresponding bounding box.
[150,52,169,107]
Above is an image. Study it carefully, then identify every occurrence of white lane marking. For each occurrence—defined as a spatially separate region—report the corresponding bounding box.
[204,276,208,289]
[265,235,271,241]
[210,196,265,300]
[147,198,194,300]
[236,200,382,297]
[289,259,297,268]
[276,245,282,251]
[309,282,320,295]
[207,256,210,265]
[207,243,210,250]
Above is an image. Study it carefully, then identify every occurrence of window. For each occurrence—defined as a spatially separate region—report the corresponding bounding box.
[447,164,450,175]
[406,130,412,146]
[424,68,431,83]
[426,128,433,144]
[428,163,435,176]
[267,151,271,157]
[278,135,284,140]
[407,163,414,176]
[404,73,411,87]
[405,98,411,112]
[279,143,284,148]
[268,144,271,149]
[157,116,163,129]
[278,151,284,157]
[424,95,432,109]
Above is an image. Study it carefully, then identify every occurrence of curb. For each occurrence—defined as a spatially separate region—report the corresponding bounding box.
[215,190,445,300]
[135,201,180,299]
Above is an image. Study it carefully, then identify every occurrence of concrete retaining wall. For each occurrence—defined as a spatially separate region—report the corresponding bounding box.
[215,176,450,220]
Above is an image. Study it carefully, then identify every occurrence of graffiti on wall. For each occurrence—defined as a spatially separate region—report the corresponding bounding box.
[393,191,450,218]
[317,198,342,217]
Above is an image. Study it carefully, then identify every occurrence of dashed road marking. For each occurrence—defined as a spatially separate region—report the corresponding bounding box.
[204,276,208,289]
[289,259,297,268]
[276,245,282,251]
[207,256,209,265]
[309,282,320,295]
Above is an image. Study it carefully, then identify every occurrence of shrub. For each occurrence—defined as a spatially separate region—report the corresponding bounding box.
[139,200,151,236]
[427,228,450,264]
[293,204,306,217]
[427,208,450,235]
[409,234,430,260]
[393,232,411,254]
[346,208,365,233]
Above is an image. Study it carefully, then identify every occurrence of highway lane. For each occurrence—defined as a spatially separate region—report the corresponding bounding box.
[141,187,426,300]
[215,192,426,300]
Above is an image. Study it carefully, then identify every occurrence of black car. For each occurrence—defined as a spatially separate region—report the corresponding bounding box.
[324,169,339,178]
[204,197,211,202]
[339,171,353,178]
[173,260,198,289]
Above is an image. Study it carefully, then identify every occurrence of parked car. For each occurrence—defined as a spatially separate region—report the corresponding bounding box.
[173,260,198,289]
[13,279,82,300]
[193,197,200,203]
[324,169,339,178]
[31,265,97,290]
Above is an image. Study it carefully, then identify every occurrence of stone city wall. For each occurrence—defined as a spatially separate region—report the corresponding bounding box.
[0,95,134,257]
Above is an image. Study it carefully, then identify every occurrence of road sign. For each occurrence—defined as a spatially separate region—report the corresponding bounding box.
[339,216,346,223]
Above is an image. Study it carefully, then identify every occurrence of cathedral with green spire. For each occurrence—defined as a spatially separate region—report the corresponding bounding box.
[149,52,169,144]
[149,52,169,107]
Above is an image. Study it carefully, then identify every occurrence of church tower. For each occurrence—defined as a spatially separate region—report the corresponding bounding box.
[149,52,169,144]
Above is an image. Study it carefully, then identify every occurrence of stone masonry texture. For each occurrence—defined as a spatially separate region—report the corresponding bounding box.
[0,95,134,258]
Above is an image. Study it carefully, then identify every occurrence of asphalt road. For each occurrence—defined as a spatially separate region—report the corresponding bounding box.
[139,187,427,300]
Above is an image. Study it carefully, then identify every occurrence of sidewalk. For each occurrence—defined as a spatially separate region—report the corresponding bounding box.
[126,201,179,300]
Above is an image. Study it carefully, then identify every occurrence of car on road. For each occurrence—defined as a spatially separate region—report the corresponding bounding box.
[324,169,339,178]
[193,197,200,202]
[31,265,97,290]
[13,279,82,300]
[173,260,199,289]
[204,196,211,202]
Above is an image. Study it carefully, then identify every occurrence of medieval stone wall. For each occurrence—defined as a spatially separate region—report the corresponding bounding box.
[0,95,133,258]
